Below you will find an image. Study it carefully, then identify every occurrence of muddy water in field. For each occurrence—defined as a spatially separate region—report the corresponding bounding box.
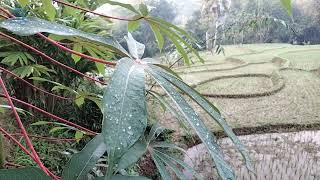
[184,130,320,180]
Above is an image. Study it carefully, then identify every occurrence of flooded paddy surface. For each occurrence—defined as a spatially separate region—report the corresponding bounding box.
[184,130,320,180]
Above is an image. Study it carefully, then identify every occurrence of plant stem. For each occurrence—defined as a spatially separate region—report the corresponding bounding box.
[37,34,117,66]
[0,77,50,175]
[0,32,106,85]
[0,67,73,101]
[106,157,115,180]
[0,7,117,66]
[52,0,143,21]
[0,134,4,169]
[0,93,97,135]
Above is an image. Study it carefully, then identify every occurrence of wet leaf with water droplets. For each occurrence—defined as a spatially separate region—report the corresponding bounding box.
[151,65,254,174]
[62,134,107,180]
[117,141,147,171]
[0,168,51,180]
[102,58,146,160]
[125,32,145,59]
[0,17,129,56]
[147,66,235,180]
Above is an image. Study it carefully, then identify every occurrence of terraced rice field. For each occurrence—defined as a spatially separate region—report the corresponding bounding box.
[184,130,320,179]
[157,43,320,179]
[160,43,320,133]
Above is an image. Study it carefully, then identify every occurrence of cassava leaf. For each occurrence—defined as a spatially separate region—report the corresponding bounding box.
[102,57,147,159]
[128,16,141,32]
[152,66,254,173]
[153,149,203,180]
[0,17,129,56]
[42,0,56,21]
[117,141,147,171]
[149,22,164,51]
[150,151,172,180]
[146,122,165,143]
[160,28,190,65]
[148,17,196,42]
[97,0,141,14]
[147,67,235,180]
[0,167,51,180]
[72,43,83,63]
[125,32,145,59]
[95,175,150,180]
[152,149,188,180]
[280,0,292,16]
[139,4,149,16]
[62,134,107,180]
[17,0,29,7]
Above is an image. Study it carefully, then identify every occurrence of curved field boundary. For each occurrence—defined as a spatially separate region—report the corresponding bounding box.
[179,61,270,74]
[230,46,288,58]
[196,73,286,98]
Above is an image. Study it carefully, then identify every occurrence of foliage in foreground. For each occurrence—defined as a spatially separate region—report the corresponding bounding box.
[0,0,296,179]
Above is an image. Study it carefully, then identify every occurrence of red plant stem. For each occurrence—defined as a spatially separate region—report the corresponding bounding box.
[5,162,24,168]
[0,77,51,176]
[11,133,79,142]
[0,32,107,85]
[37,33,117,66]
[0,7,12,18]
[0,14,9,19]
[0,93,97,135]
[0,127,35,160]
[0,67,74,101]
[0,8,117,67]
[52,0,144,21]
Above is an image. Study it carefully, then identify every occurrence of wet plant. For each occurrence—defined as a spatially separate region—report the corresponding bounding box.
[0,0,297,179]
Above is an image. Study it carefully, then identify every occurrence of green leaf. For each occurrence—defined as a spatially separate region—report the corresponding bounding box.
[0,17,129,57]
[17,0,29,7]
[83,47,106,74]
[12,66,33,78]
[128,19,141,32]
[146,122,165,143]
[96,175,151,180]
[280,0,292,16]
[160,28,190,65]
[139,4,149,16]
[147,67,235,180]
[49,127,68,134]
[30,77,76,93]
[95,62,105,75]
[102,58,147,159]
[0,167,51,180]
[112,175,150,180]
[117,141,147,171]
[62,134,107,180]
[125,33,145,59]
[72,43,83,63]
[75,95,85,107]
[42,0,56,21]
[75,131,84,143]
[0,52,33,66]
[0,105,33,116]
[153,149,202,180]
[31,121,52,126]
[98,0,140,14]
[150,151,172,180]
[151,142,186,153]
[153,149,188,180]
[152,66,254,173]
[149,22,164,51]
[149,17,196,42]
[147,18,203,63]
[154,64,181,79]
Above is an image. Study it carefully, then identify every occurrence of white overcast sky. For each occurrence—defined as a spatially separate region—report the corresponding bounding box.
[95,0,202,25]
